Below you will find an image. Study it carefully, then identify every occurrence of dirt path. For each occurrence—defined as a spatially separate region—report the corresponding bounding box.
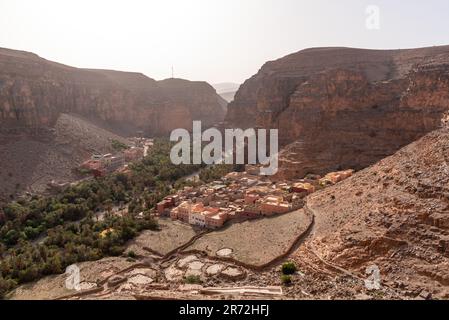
[302,202,401,297]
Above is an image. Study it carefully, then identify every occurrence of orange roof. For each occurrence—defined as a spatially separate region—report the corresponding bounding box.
[191,203,205,213]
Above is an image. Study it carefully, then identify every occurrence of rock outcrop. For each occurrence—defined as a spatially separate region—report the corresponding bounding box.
[225,46,449,178]
[0,47,226,136]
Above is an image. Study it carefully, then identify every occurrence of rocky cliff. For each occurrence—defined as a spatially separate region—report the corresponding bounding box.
[0,47,226,136]
[225,46,449,178]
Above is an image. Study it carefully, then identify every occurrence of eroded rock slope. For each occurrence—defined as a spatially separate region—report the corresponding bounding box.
[304,126,449,299]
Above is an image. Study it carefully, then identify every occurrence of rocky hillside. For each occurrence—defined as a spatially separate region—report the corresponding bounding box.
[0,113,130,202]
[0,47,225,136]
[302,126,449,299]
[225,46,449,179]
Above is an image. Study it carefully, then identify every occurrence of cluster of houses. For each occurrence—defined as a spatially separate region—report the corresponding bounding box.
[80,147,144,177]
[319,170,354,185]
[156,169,354,229]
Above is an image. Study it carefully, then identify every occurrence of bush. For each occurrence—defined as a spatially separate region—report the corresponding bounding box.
[111,140,129,152]
[0,277,16,299]
[281,261,297,275]
[127,250,137,258]
[18,266,39,284]
[281,275,292,285]
[184,275,202,284]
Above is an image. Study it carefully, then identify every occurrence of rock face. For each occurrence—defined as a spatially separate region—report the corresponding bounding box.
[0,47,226,136]
[225,46,449,178]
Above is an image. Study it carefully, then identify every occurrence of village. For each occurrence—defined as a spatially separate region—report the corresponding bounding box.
[78,138,153,177]
[46,138,154,192]
[156,168,354,229]
[50,134,354,232]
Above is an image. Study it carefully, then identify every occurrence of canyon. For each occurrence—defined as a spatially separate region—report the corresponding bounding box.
[9,126,449,300]
[225,46,449,179]
[2,45,449,300]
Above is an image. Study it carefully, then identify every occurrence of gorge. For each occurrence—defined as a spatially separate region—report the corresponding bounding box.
[2,44,449,300]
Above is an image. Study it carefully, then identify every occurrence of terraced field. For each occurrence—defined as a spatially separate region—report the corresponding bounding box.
[125,218,199,256]
[183,209,313,267]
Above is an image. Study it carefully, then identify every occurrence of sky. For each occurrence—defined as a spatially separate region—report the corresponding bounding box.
[0,0,449,84]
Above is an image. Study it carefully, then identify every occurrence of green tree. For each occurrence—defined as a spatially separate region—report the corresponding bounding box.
[281,261,297,275]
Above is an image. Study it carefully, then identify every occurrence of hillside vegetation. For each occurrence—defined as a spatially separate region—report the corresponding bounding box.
[0,140,202,298]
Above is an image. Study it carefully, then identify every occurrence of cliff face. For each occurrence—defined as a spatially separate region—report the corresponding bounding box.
[0,48,226,136]
[225,46,449,178]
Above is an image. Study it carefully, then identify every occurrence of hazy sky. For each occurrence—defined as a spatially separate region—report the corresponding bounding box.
[1,0,449,84]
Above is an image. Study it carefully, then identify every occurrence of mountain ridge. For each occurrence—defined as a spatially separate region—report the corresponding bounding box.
[0,47,226,136]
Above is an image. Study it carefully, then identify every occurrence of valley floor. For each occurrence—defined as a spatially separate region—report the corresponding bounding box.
[6,128,449,301]
[8,212,402,300]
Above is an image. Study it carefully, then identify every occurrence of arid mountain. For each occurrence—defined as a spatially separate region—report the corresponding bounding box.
[302,126,449,299]
[0,47,226,137]
[225,46,449,179]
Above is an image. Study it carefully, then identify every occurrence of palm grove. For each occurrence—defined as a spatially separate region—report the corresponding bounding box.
[0,140,208,298]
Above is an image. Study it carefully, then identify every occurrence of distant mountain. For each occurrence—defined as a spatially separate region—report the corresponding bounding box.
[212,83,240,102]
[0,47,228,200]
[212,82,240,94]
[218,90,237,103]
